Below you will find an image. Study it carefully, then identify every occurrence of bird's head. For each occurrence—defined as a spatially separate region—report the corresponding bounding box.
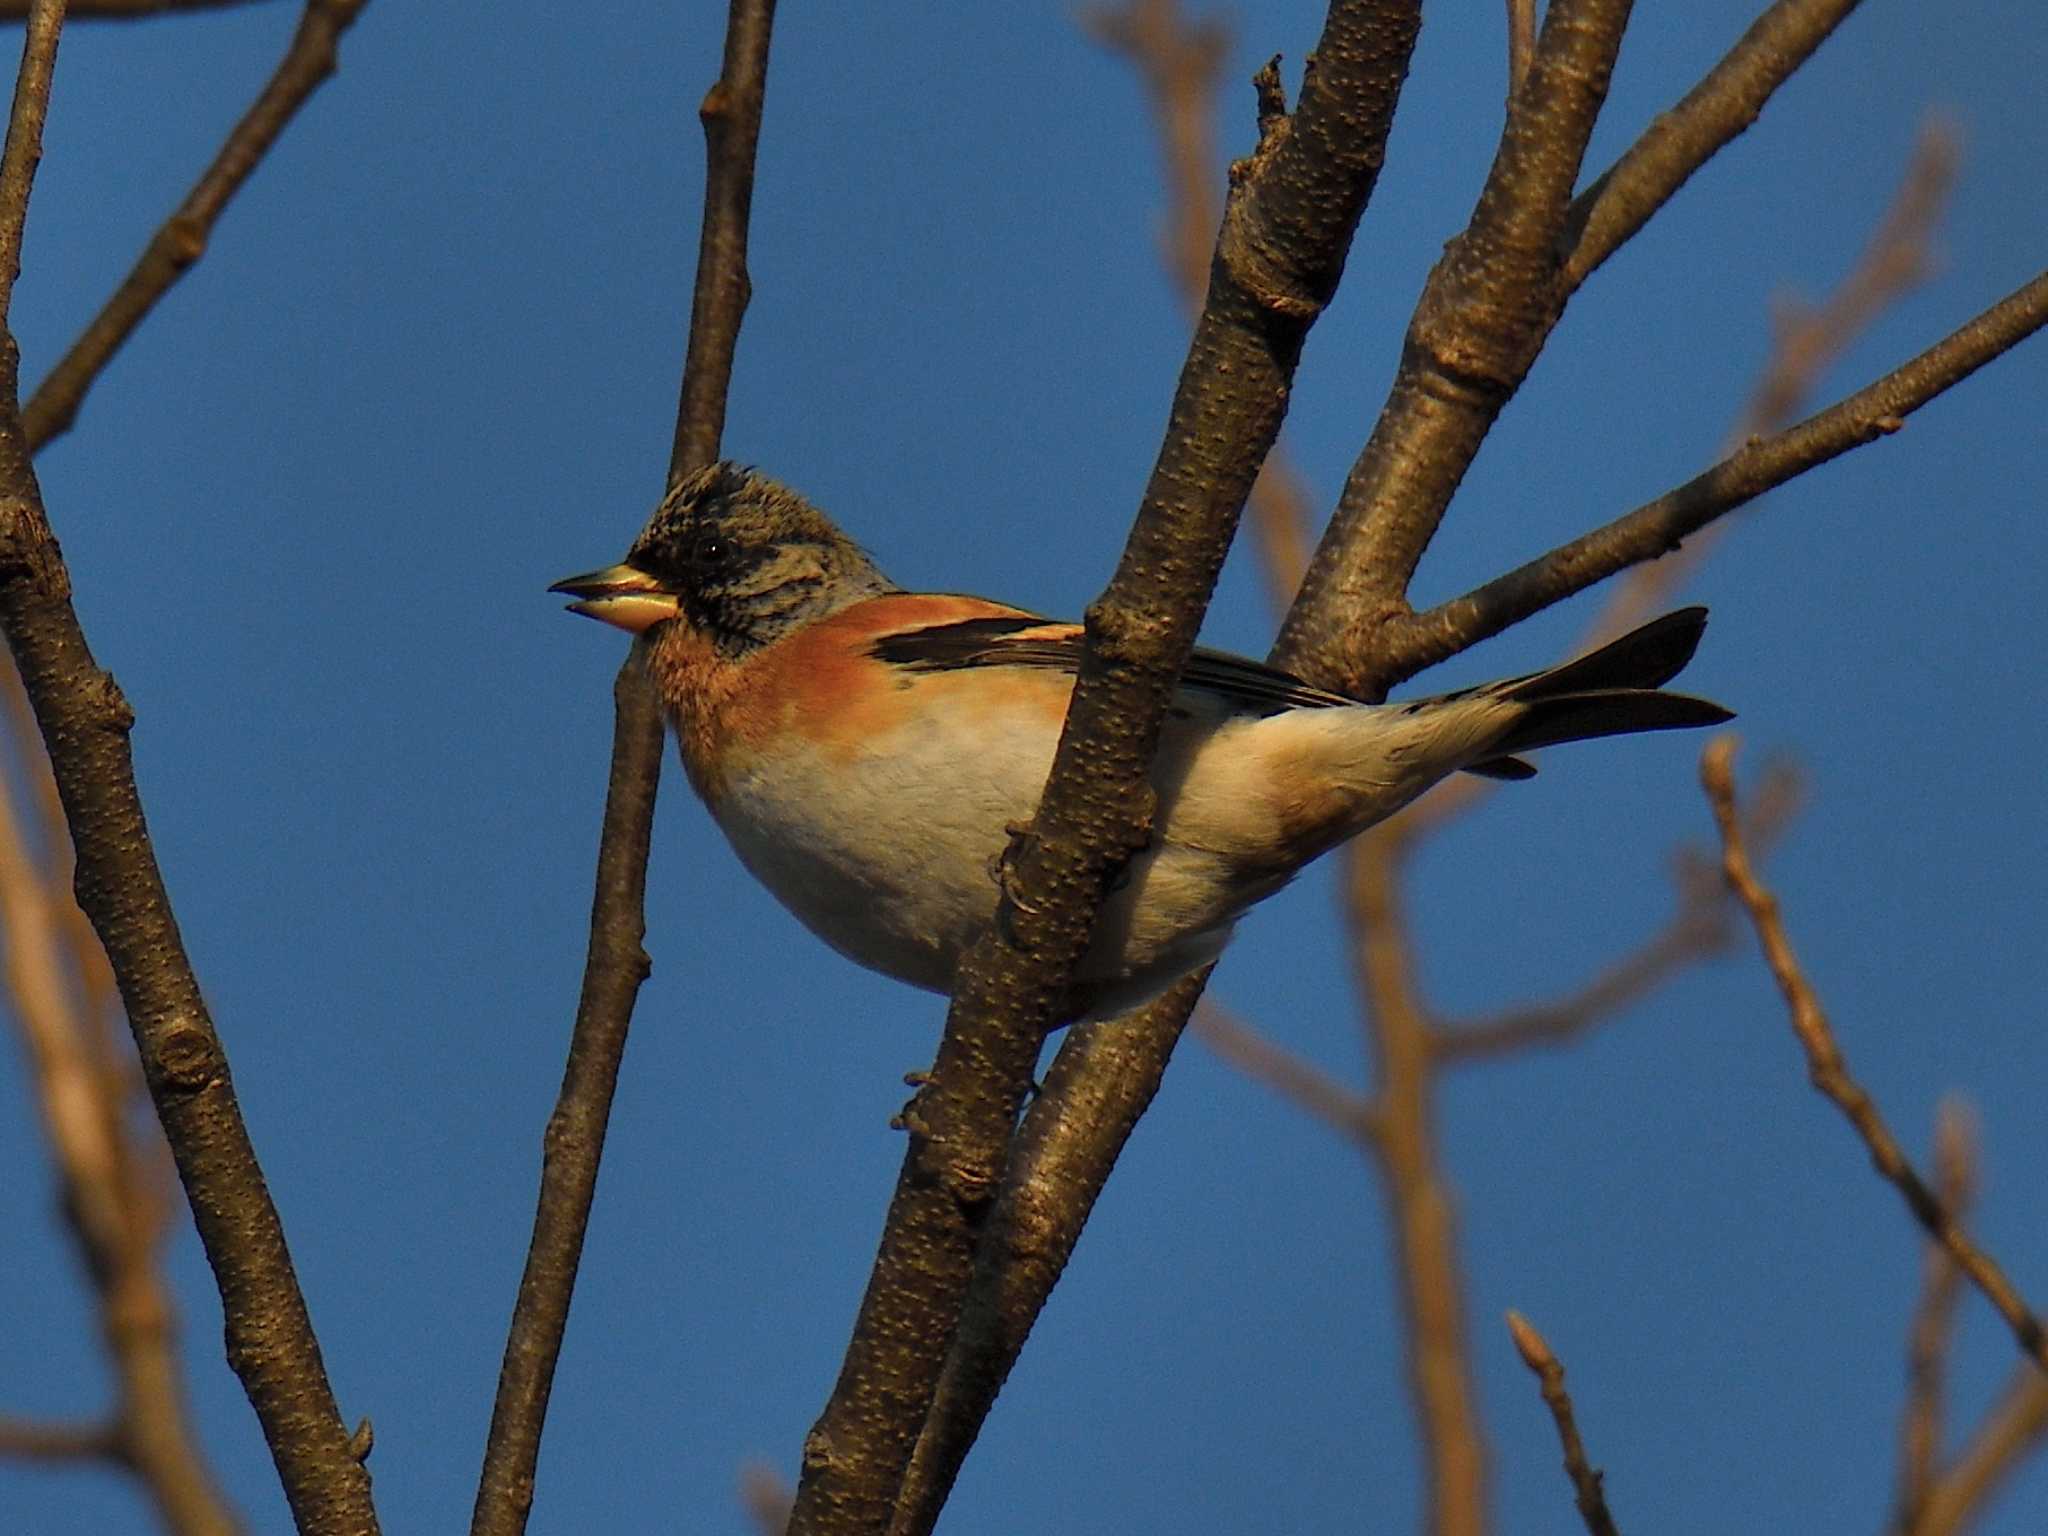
[550,463,898,655]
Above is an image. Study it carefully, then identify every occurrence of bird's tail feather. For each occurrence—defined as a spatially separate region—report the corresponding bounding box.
[1459,607,1732,775]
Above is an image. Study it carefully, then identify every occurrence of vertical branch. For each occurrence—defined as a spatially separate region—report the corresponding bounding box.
[1349,831,1487,1536]
[791,7,1424,1532]
[1893,1100,1975,1535]
[0,6,383,1534]
[1506,1313,1622,1536]
[469,5,778,1535]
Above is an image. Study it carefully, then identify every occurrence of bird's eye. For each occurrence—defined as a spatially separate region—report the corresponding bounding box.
[692,534,730,568]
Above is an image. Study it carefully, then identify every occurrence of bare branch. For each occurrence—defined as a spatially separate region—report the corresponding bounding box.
[0,715,239,1532]
[740,1461,794,1536]
[1503,0,1533,106]
[0,5,378,1531]
[0,0,270,16]
[1272,0,1635,688]
[1376,268,2048,689]
[1703,737,2048,1373]
[1910,1370,2048,1536]
[0,1415,118,1459]
[1348,830,1488,1536]
[470,7,778,1535]
[1894,1099,1977,1536]
[891,978,1203,1536]
[22,0,371,452]
[1506,1312,1623,1536]
[1191,999,1380,1144]
[1436,760,1801,1060]
[790,8,1425,1530]
[1563,0,1865,293]
[1083,0,1315,612]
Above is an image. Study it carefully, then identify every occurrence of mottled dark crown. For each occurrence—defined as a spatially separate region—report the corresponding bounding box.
[627,463,898,652]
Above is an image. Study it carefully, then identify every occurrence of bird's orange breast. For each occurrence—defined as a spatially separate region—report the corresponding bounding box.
[643,593,1054,802]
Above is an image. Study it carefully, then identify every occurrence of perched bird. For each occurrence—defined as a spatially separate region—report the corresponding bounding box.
[553,463,1732,1022]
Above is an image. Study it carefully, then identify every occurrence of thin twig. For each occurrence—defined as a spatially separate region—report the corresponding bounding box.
[1376,267,2048,691]
[1893,1099,1976,1535]
[1190,999,1380,1145]
[1503,0,1533,106]
[0,4,379,1532]
[0,1415,119,1458]
[739,1461,794,1536]
[1082,0,1314,613]
[790,8,1424,1532]
[1702,737,2048,1372]
[1910,1370,2048,1536]
[1435,760,1801,1060]
[1563,0,1865,293]
[1506,1312,1623,1536]
[22,0,372,452]
[468,6,777,1535]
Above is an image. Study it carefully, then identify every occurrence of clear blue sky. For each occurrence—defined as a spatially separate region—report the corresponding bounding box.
[3,3,2046,1533]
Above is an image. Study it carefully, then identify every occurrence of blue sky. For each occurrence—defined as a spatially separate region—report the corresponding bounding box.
[3,3,2045,1533]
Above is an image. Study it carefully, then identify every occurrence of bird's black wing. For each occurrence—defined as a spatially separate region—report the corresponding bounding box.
[869,613,1357,717]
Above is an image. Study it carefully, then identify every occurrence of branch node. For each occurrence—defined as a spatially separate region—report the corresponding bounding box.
[348,1417,374,1463]
[153,1019,220,1096]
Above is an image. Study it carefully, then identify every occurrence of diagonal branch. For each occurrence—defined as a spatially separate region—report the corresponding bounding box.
[1376,267,2048,690]
[469,5,778,1535]
[1507,1312,1623,1536]
[1703,738,2048,1373]
[22,0,371,453]
[1272,0,1636,688]
[0,5,380,1533]
[790,8,1425,1532]
[1893,1099,1976,1536]
[890,974,1205,1536]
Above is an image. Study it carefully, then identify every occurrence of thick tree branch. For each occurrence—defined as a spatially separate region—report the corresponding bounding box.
[889,974,1204,1536]
[789,8,1423,1532]
[0,5,379,1533]
[22,0,369,453]
[469,6,776,1535]
[1374,268,2048,690]
[1703,738,2048,1373]
[1272,0,1635,689]
[1506,1312,1622,1536]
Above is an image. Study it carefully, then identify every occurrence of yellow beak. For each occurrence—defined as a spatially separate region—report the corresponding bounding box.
[548,562,681,634]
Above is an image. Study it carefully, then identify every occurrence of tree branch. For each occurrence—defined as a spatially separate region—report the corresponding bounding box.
[889,974,1204,1536]
[22,0,370,453]
[1375,267,2048,689]
[0,676,239,1535]
[0,0,272,17]
[1894,1099,1975,1536]
[1506,1312,1622,1536]
[1271,0,1636,689]
[469,5,777,1535]
[1703,737,2048,1373]
[0,5,380,1532]
[1562,0,1865,293]
[789,8,1424,1532]
[1909,1369,2048,1536]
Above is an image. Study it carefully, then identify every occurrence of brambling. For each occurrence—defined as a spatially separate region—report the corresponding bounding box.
[553,463,1733,1021]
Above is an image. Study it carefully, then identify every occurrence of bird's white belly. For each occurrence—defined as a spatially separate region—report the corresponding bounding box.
[704,713,1270,1017]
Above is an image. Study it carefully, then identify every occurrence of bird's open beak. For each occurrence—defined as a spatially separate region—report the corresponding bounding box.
[549,562,681,634]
